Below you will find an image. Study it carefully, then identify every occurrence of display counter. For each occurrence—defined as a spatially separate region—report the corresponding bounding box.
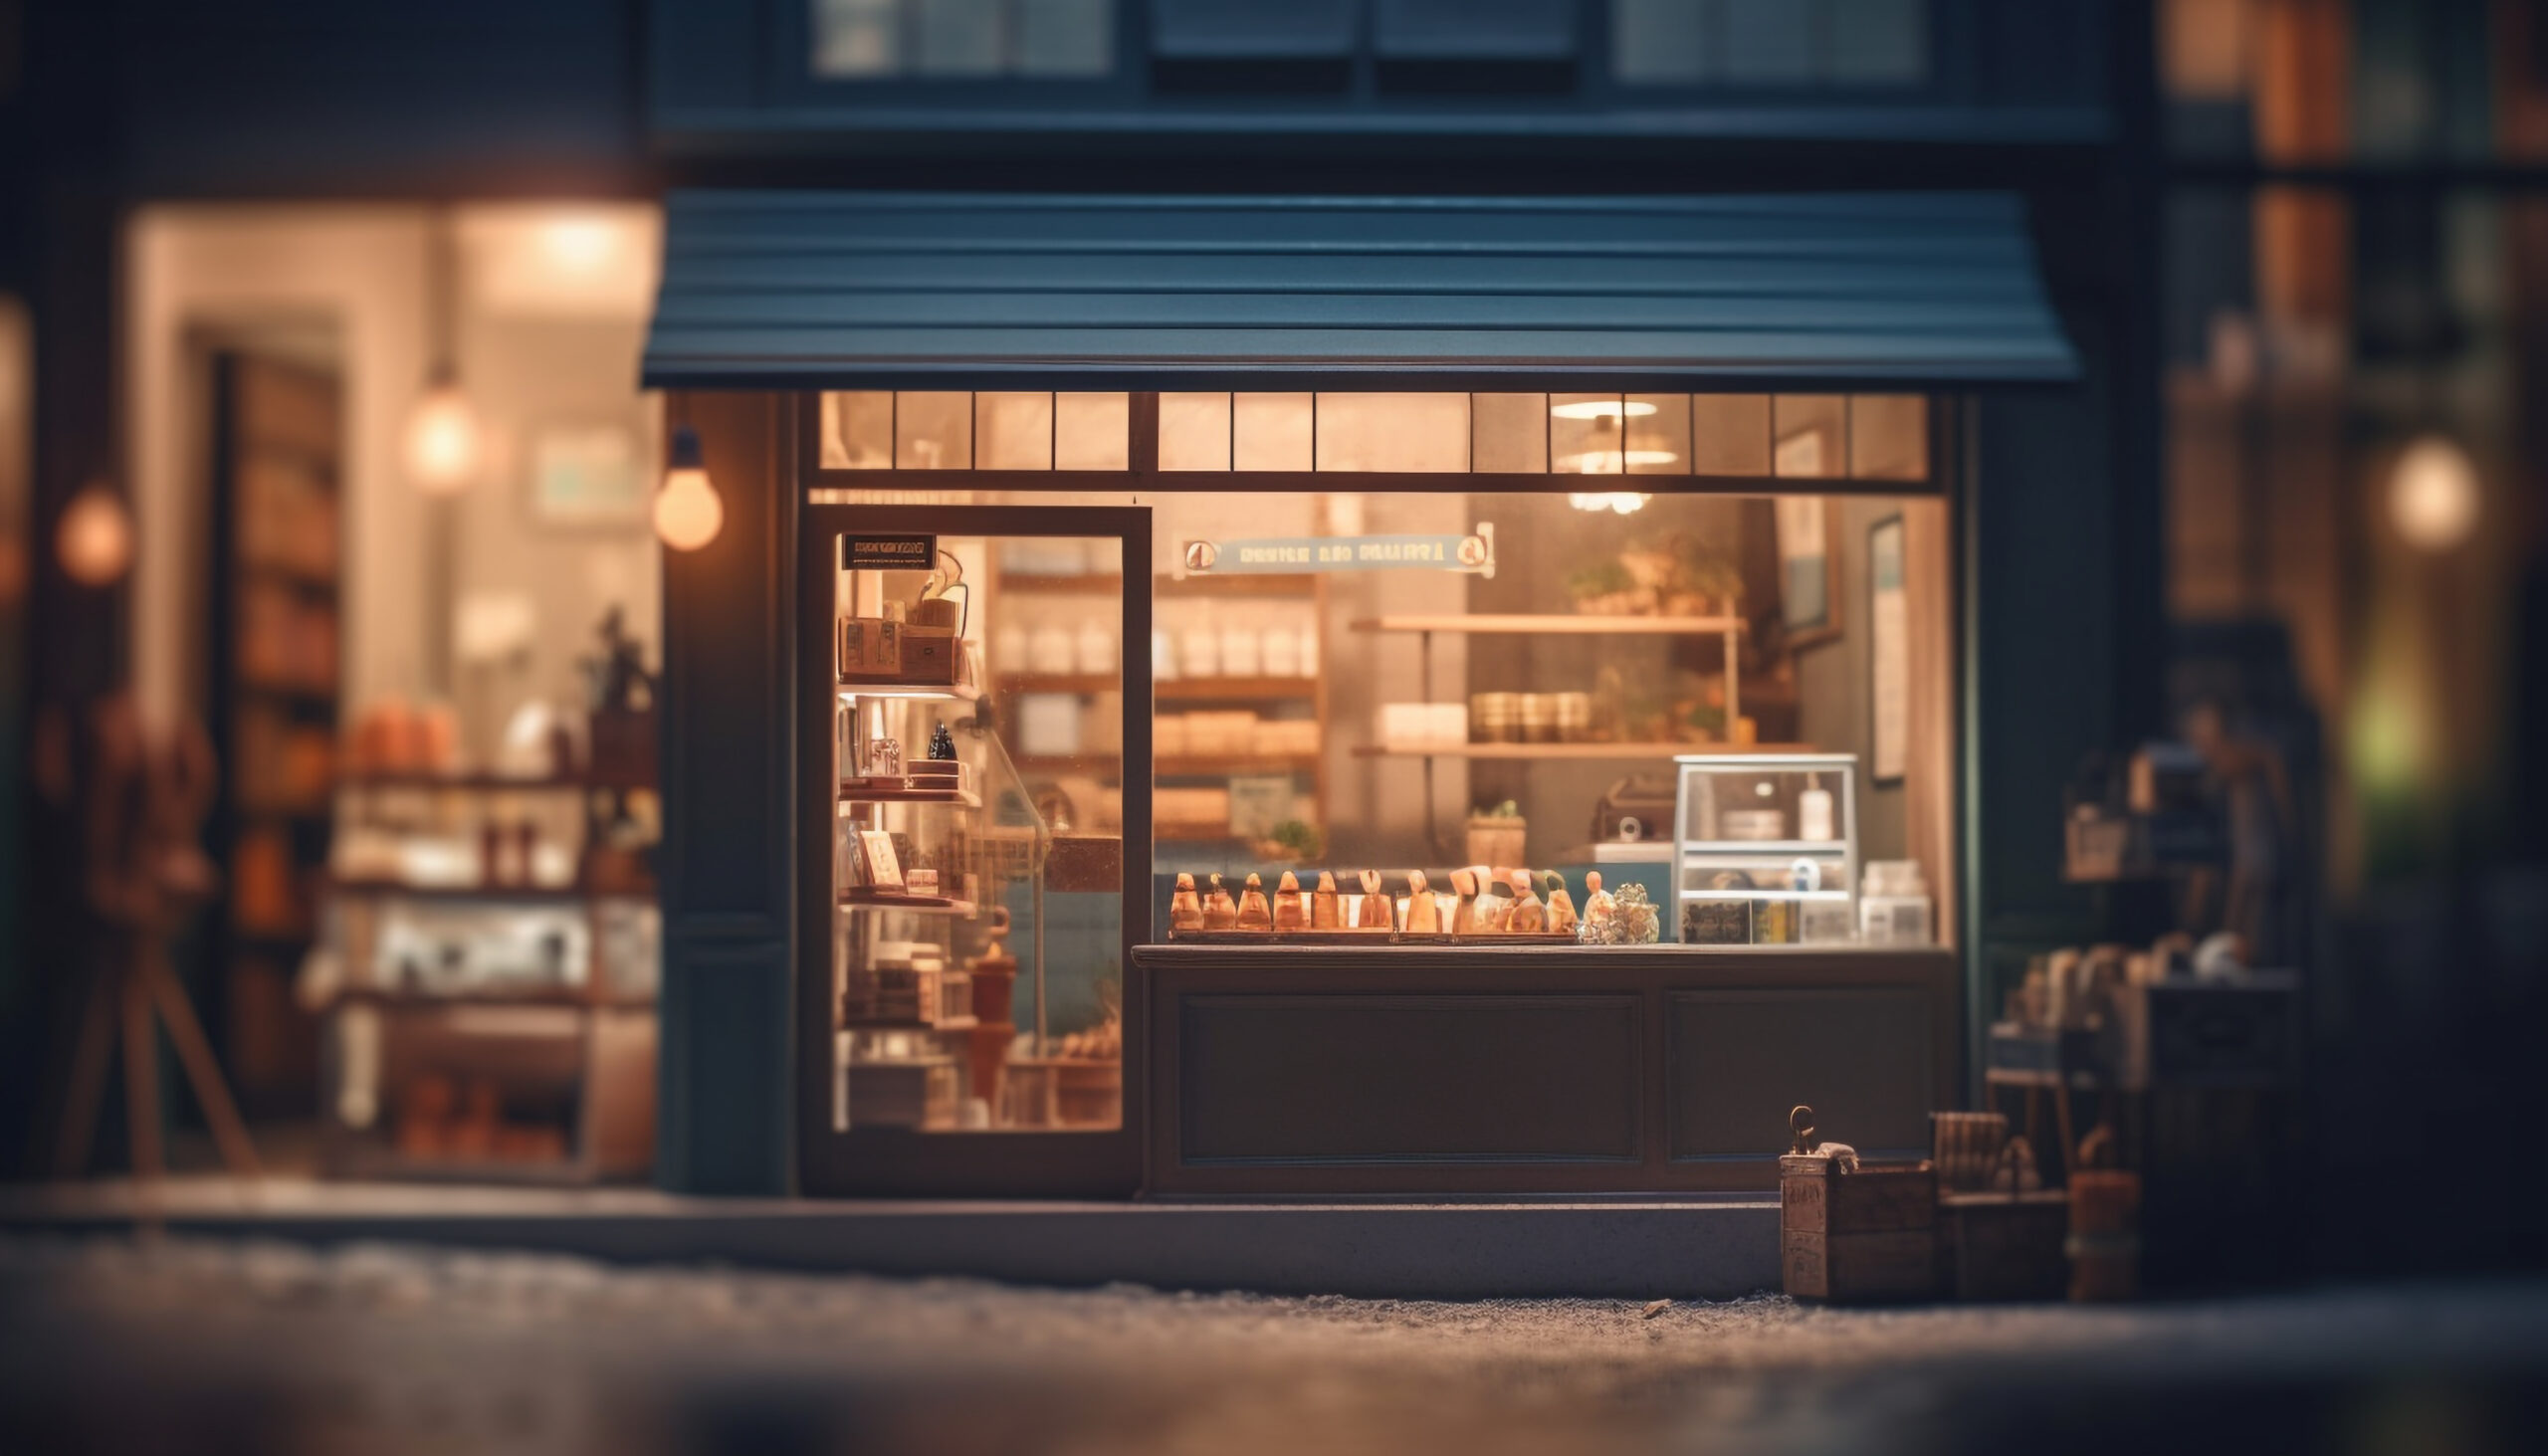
[1137,943,1955,1198]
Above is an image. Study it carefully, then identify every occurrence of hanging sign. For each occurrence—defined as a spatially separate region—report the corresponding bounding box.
[840,533,938,572]
[1180,525,1495,577]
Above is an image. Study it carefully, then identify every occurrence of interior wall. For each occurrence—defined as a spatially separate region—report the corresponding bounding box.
[126,204,662,748]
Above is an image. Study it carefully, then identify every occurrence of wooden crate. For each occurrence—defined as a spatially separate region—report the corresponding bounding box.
[1781,1154,1938,1303]
[1940,1190,2070,1301]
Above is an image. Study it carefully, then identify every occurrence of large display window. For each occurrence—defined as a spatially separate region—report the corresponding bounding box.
[793,393,1958,1197]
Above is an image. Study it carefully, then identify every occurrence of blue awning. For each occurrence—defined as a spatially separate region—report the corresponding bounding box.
[643,191,2079,391]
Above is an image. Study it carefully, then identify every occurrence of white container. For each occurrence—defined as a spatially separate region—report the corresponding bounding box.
[1428,703,1470,748]
[1799,783,1835,843]
[1180,627,1220,679]
[1028,624,1075,675]
[1152,629,1176,681]
[1859,860,1932,944]
[1262,627,1301,676]
[1296,624,1319,678]
[1075,620,1118,676]
[1219,625,1262,677]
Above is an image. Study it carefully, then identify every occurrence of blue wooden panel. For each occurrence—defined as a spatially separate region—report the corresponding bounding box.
[644,191,2080,389]
[1151,0,1358,59]
[1376,0,1579,60]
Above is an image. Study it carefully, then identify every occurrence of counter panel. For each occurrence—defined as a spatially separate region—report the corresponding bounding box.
[1140,945,1956,1197]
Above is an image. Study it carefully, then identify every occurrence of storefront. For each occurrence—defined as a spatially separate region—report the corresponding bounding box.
[645,191,2077,1198]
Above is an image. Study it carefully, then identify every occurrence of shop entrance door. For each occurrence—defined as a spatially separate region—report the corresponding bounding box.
[797,504,1151,1196]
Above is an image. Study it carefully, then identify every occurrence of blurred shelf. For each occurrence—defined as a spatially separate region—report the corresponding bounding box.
[838,783,980,808]
[839,893,978,917]
[1159,753,1320,776]
[1351,614,1743,635]
[995,572,1122,595]
[1158,572,1320,597]
[1684,840,1850,856]
[1157,677,1318,701]
[836,679,980,703]
[839,1014,979,1032]
[339,771,595,793]
[326,880,637,904]
[994,673,1119,696]
[1357,742,1805,760]
[329,985,655,1011]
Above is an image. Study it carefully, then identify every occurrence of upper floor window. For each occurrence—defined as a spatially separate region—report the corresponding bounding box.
[811,0,1115,79]
[1612,0,1929,88]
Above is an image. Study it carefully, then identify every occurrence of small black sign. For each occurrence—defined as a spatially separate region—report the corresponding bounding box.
[840,533,938,572]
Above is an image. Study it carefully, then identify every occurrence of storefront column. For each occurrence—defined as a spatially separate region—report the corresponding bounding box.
[656,390,797,1194]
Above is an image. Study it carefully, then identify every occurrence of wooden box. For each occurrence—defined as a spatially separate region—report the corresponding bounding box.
[1781,1153,1938,1303]
[1940,1190,2070,1301]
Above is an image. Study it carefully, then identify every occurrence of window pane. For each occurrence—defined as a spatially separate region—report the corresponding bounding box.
[1054,392,1129,471]
[1015,0,1114,75]
[812,0,901,76]
[1160,392,1232,472]
[1314,393,1469,472]
[896,391,974,469]
[1233,392,1313,471]
[1471,392,1549,472]
[1772,395,1846,478]
[916,0,1002,74]
[1690,394,1771,476]
[1611,0,1706,84]
[1827,0,1927,84]
[976,391,1054,471]
[1848,395,1928,479]
[1549,393,1624,474]
[824,390,896,469]
[1721,0,1813,84]
[1625,394,1693,474]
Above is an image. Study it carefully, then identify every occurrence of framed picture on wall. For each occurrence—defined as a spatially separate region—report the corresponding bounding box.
[1773,496,1839,650]
[1868,515,1908,785]
[528,423,647,525]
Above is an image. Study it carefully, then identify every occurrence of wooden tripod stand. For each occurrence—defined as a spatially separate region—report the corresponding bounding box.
[39,695,261,1181]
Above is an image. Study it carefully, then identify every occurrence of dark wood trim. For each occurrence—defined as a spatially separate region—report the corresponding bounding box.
[1139,944,1957,1198]
[796,500,1152,1198]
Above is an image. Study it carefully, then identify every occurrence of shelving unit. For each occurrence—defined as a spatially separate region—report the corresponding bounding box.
[1356,741,1808,760]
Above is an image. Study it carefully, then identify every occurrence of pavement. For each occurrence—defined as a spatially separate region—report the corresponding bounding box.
[2,1233,2543,1456]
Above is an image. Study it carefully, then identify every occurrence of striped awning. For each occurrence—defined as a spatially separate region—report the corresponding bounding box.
[643,191,2078,391]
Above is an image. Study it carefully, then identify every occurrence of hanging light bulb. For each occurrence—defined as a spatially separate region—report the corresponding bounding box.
[56,479,135,586]
[405,364,482,494]
[2387,433,2478,552]
[654,425,724,551]
[1568,492,1653,515]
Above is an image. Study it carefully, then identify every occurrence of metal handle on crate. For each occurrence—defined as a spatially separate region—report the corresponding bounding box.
[1790,1105,1816,1156]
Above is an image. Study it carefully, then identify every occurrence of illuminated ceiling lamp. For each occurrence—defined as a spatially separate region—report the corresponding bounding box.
[56,478,135,586]
[2386,433,2478,552]
[654,424,724,551]
[405,206,481,495]
[1556,395,1671,487]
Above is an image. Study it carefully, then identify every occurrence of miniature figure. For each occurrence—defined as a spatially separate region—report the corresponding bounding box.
[1237,872,1273,931]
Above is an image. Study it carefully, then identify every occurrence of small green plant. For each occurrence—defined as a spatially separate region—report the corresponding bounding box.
[1268,819,1324,860]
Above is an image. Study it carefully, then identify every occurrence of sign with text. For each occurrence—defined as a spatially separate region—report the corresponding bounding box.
[1180,526,1495,577]
[839,533,938,572]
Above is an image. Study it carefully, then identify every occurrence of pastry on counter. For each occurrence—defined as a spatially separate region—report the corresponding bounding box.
[1545,872,1579,936]
[1203,873,1238,932]
[1506,870,1547,934]
[1403,870,1441,933]
[1447,868,1480,936]
[1312,872,1343,930]
[1170,873,1204,933]
[1356,870,1394,930]
[1237,872,1273,931]
[1272,871,1307,931]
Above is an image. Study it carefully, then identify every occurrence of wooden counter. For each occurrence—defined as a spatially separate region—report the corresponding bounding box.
[1135,944,1957,1198]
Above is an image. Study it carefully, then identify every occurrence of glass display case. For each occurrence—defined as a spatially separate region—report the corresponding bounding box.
[803,504,1148,1195]
[1673,752,1859,946]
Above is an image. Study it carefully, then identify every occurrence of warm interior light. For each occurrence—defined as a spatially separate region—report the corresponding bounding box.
[2388,434,2478,552]
[539,213,620,276]
[1557,451,1679,474]
[1568,492,1653,515]
[405,372,482,494]
[1550,399,1659,420]
[655,425,723,551]
[56,481,134,586]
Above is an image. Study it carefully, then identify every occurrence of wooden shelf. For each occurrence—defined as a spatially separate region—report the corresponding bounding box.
[1157,677,1318,701]
[1159,752,1320,776]
[1351,614,1744,635]
[996,572,1123,595]
[329,985,655,1011]
[994,673,1119,696]
[839,893,978,917]
[327,880,643,904]
[839,1013,979,1032]
[836,679,981,703]
[340,771,596,792]
[1356,742,1808,760]
[838,783,981,808]
[1157,572,1322,597]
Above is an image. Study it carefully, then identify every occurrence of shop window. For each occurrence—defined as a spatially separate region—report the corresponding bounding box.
[1611,0,1928,88]
[811,0,1114,79]
[821,390,1928,482]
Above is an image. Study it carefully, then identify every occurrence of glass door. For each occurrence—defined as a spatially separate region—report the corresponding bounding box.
[798,504,1150,1196]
